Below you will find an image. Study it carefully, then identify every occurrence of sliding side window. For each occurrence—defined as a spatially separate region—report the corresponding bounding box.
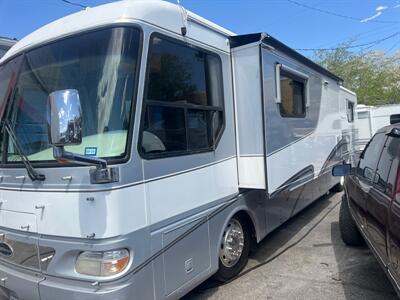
[140,35,224,157]
[275,64,307,118]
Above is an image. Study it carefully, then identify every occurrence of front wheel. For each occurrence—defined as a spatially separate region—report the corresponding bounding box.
[339,194,364,246]
[214,215,250,282]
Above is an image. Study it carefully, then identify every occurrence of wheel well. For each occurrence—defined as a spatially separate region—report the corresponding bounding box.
[233,210,257,245]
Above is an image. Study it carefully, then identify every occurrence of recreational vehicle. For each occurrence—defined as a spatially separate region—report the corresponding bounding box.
[0,37,16,59]
[356,104,400,147]
[0,1,356,299]
[339,86,357,162]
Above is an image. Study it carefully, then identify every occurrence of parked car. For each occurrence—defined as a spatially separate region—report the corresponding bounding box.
[0,37,16,58]
[333,124,400,297]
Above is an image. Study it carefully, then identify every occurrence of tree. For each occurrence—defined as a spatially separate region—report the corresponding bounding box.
[313,45,400,106]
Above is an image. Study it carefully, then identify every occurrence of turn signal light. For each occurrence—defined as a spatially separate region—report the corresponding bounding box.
[75,249,130,277]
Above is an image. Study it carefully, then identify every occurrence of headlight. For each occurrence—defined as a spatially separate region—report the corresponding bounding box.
[75,249,130,277]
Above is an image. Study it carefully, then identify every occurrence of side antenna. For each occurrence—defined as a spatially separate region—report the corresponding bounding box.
[177,0,188,36]
[61,0,87,10]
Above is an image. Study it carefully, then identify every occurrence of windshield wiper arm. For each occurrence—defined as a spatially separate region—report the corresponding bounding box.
[2,121,45,181]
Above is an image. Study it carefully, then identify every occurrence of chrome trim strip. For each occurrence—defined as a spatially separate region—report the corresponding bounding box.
[0,231,55,272]
[0,156,236,193]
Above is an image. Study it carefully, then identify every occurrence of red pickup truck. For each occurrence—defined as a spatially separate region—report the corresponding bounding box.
[333,124,400,296]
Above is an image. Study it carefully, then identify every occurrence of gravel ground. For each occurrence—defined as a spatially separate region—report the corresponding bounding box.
[184,192,398,300]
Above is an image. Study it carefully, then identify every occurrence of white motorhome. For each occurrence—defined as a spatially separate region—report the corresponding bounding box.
[339,86,357,161]
[356,104,400,147]
[0,1,356,299]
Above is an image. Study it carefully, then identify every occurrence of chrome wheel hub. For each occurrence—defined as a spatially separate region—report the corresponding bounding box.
[220,219,245,268]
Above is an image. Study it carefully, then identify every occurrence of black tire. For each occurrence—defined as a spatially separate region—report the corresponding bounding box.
[339,194,364,246]
[214,215,250,282]
[330,181,344,193]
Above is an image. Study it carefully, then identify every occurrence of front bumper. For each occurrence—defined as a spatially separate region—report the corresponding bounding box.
[0,262,135,300]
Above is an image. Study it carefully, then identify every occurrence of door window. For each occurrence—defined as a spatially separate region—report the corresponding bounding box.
[357,133,387,182]
[140,35,224,158]
[374,137,397,193]
[383,137,400,196]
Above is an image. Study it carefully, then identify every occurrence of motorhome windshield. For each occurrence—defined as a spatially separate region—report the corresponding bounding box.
[0,27,140,164]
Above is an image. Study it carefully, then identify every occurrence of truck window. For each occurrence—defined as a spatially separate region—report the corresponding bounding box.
[140,35,224,157]
[357,133,387,182]
[383,137,400,196]
[279,70,306,118]
[374,137,398,194]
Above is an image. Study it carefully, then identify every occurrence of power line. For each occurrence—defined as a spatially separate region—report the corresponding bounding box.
[385,38,400,54]
[312,23,398,49]
[286,0,400,24]
[61,0,87,9]
[295,31,400,51]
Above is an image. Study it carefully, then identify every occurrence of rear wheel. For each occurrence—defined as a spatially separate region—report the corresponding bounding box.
[214,216,250,282]
[339,194,364,246]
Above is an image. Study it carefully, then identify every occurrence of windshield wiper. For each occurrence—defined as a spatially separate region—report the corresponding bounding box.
[2,121,45,181]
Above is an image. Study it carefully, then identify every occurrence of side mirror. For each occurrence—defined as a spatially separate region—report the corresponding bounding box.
[47,89,82,147]
[332,163,352,176]
[47,89,118,184]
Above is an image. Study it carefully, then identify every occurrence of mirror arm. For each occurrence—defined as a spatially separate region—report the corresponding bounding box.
[53,147,107,169]
[53,147,119,184]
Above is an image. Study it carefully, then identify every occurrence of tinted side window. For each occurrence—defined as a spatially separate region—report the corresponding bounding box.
[279,70,306,118]
[384,137,400,196]
[357,133,387,181]
[140,36,224,157]
[374,137,396,193]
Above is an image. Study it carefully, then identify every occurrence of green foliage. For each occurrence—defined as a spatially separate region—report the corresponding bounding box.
[313,45,400,105]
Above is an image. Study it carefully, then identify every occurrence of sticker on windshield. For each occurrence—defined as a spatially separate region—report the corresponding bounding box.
[84,147,97,157]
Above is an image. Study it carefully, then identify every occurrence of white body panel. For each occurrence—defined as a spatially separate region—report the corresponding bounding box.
[356,104,400,142]
[147,158,237,225]
[232,44,266,189]
[266,76,341,193]
[0,158,236,238]
[232,41,351,194]
[237,156,265,189]
[0,185,147,238]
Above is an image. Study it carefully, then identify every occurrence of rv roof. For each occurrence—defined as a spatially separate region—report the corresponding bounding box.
[230,33,343,83]
[0,0,343,85]
[1,0,234,63]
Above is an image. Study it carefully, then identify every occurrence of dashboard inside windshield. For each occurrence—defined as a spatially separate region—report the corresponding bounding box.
[0,26,141,164]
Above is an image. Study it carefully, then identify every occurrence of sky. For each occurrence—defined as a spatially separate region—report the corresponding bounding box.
[0,0,400,56]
